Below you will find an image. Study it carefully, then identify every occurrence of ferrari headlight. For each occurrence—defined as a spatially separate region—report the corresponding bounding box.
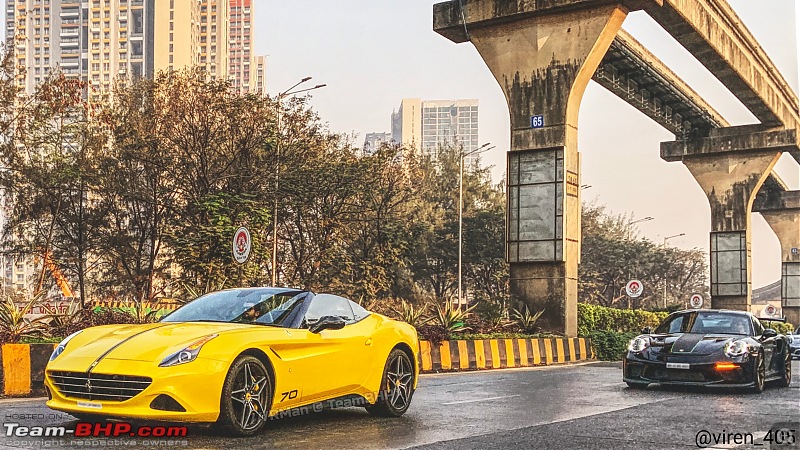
[724,340,749,357]
[50,331,82,361]
[159,334,218,367]
[628,336,649,353]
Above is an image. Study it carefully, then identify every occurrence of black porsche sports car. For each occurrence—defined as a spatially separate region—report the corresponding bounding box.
[623,309,792,392]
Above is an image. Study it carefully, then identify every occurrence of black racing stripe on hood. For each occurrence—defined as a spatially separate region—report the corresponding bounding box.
[86,323,171,373]
[671,333,705,353]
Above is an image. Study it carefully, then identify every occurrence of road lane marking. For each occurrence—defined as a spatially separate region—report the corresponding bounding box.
[442,394,521,405]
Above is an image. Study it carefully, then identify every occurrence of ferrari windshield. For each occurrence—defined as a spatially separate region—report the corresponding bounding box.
[654,311,752,336]
[162,288,306,327]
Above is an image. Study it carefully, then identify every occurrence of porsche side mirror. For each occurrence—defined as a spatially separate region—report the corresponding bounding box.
[761,328,778,340]
[641,327,652,335]
[309,315,346,333]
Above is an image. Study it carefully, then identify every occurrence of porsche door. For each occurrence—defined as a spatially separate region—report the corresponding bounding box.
[752,316,779,374]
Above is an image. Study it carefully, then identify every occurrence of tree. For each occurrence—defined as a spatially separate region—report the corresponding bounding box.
[153,69,276,291]
[407,146,507,303]
[579,202,708,309]
[0,73,111,306]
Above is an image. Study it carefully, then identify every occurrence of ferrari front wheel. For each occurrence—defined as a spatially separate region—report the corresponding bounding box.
[217,355,272,436]
[366,348,415,417]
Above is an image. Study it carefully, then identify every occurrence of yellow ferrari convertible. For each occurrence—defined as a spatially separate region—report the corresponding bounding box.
[44,288,419,435]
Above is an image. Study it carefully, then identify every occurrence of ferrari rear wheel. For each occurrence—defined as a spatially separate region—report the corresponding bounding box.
[751,352,765,393]
[366,349,415,417]
[217,355,272,436]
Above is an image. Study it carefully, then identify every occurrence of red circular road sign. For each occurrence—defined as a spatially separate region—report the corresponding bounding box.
[626,280,643,298]
[689,293,704,309]
[232,227,252,264]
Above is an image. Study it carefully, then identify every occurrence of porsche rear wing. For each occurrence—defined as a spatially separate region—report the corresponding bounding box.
[757,317,787,322]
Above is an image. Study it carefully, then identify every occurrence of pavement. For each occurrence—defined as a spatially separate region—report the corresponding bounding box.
[0,361,797,449]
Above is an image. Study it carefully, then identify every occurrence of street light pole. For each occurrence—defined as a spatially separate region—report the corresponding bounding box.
[627,216,654,240]
[271,78,326,287]
[662,232,686,309]
[458,143,495,309]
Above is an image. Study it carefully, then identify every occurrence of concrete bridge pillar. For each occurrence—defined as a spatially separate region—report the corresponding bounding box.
[449,6,626,335]
[754,190,800,326]
[662,127,793,312]
[683,152,780,311]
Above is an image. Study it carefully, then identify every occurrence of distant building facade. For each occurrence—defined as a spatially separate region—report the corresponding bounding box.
[391,98,480,164]
[362,132,393,155]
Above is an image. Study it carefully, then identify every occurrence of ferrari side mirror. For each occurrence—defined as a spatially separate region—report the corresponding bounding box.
[310,315,346,334]
[761,328,778,340]
[641,327,652,335]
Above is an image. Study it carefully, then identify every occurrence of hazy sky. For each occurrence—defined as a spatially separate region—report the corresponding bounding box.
[1,1,797,289]
[255,1,799,289]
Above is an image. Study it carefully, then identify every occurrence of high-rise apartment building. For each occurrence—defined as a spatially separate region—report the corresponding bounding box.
[391,98,480,164]
[154,0,228,81]
[7,0,263,96]
[228,0,252,94]
[6,0,156,96]
[253,55,266,95]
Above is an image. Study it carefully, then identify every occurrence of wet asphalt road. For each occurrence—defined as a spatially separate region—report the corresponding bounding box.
[0,361,798,450]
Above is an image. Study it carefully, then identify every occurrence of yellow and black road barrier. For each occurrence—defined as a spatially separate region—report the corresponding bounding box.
[0,338,595,397]
[1,343,56,397]
[418,338,594,372]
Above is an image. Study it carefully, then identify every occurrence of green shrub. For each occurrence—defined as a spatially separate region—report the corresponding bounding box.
[586,331,637,361]
[578,303,668,336]
[0,294,48,344]
[760,320,794,335]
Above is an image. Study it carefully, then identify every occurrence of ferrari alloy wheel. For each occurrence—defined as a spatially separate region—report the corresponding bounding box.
[776,352,792,388]
[751,352,765,393]
[366,348,415,417]
[218,355,272,436]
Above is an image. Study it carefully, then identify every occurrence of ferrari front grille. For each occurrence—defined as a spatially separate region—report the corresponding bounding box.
[49,371,152,402]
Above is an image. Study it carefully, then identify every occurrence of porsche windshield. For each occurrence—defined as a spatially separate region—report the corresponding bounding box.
[162,289,306,327]
[654,311,752,336]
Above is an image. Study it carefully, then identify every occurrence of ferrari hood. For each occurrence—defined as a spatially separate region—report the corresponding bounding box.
[647,333,734,356]
[55,322,271,367]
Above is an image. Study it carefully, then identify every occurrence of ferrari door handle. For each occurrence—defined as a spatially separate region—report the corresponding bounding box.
[365,338,373,346]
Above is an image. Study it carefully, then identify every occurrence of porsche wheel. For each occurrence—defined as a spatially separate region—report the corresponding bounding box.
[366,349,415,417]
[776,352,792,388]
[218,355,272,436]
[751,352,765,393]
